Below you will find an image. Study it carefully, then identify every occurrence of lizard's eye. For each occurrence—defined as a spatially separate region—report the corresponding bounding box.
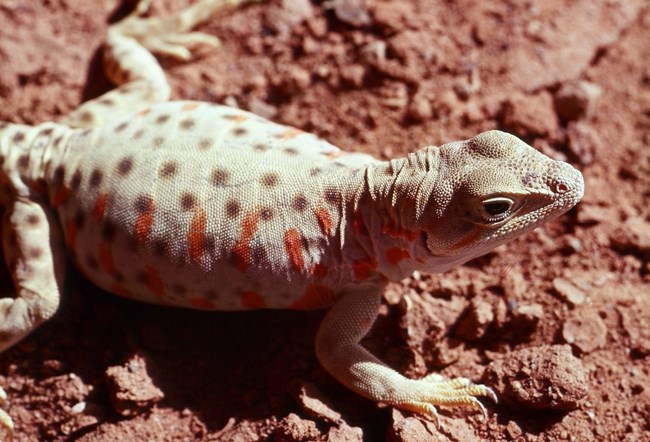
[480,197,515,222]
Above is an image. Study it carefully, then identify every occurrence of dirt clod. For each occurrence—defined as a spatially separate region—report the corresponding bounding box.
[104,353,164,417]
[483,345,588,410]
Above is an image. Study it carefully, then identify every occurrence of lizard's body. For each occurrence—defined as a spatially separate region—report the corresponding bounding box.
[0,0,584,434]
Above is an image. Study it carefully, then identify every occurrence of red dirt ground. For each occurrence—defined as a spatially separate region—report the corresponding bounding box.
[1,0,649,440]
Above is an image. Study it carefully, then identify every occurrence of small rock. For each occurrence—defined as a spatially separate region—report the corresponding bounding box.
[41,359,67,377]
[454,298,494,341]
[554,80,602,122]
[553,277,587,306]
[274,413,321,442]
[360,40,387,65]
[610,216,650,260]
[264,0,315,37]
[562,310,608,353]
[576,203,608,225]
[248,97,278,120]
[340,64,366,88]
[407,95,433,123]
[509,303,544,337]
[387,408,435,442]
[105,353,164,417]
[483,345,588,410]
[324,422,363,442]
[329,0,371,27]
[500,91,558,138]
[296,381,341,424]
[565,122,603,165]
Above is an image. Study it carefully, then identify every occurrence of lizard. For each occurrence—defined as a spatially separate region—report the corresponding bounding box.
[0,0,584,435]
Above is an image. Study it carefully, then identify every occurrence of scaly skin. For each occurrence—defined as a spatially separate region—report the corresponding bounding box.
[0,0,584,435]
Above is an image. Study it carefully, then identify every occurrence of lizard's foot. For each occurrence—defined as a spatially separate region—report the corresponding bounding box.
[0,387,14,438]
[395,374,497,428]
[109,0,254,60]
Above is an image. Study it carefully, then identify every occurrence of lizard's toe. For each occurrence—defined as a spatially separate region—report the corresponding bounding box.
[0,387,14,438]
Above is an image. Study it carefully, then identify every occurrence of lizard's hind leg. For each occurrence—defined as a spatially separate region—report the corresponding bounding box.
[61,0,255,129]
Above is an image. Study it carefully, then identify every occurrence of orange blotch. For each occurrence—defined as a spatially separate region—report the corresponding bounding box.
[382,222,418,241]
[31,179,47,195]
[290,284,335,309]
[223,114,248,122]
[314,206,333,236]
[138,107,151,116]
[309,263,328,278]
[189,297,214,309]
[51,187,70,208]
[188,208,207,264]
[92,193,107,221]
[351,258,376,280]
[144,266,164,298]
[232,211,260,272]
[284,228,305,272]
[65,219,76,249]
[134,198,155,245]
[241,291,265,309]
[385,247,411,266]
[325,150,345,159]
[277,127,303,140]
[98,242,114,274]
[181,102,201,111]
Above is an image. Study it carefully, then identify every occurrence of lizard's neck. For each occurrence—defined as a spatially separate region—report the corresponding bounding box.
[351,147,444,280]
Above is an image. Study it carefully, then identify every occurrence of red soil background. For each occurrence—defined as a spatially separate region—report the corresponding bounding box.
[1,0,649,440]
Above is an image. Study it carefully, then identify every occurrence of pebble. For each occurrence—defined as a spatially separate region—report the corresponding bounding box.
[562,310,608,353]
[553,277,587,306]
[554,80,602,121]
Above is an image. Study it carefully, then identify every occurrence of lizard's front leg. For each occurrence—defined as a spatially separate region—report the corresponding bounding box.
[315,285,497,427]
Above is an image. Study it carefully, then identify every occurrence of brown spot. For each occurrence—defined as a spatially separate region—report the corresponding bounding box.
[324,188,342,205]
[114,121,129,132]
[25,214,40,226]
[179,119,195,130]
[151,239,169,257]
[89,169,103,187]
[292,194,308,212]
[86,254,99,270]
[17,154,29,171]
[152,137,164,148]
[74,212,85,229]
[250,245,267,264]
[260,172,280,187]
[155,114,170,124]
[28,247,43,259]
[211,168,230,186]
[53,135,64,148]
[180,193,197,211]
[231,127,248,137]
[135,195,153,213]
[283,147,299,156]
[52,166,65,185]
[102,222,116,241]
[198,138,213,150]
[260,207,274,221]
[38,127,54,137]
[116,157,134,176]
[309,168,322,176]
[98,98,115,106]
[159,161,178,178]
[79,111,93,124]
[13,131,26,144]
[172,284,187,295]
[133,129,145,139]
[225,199,240,218]
[253,143,269,152]
[70,170,82,190]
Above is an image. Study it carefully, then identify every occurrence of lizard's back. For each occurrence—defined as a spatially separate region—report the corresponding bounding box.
[52,102,376,310]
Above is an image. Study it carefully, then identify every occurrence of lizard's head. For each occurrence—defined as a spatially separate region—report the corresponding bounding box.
[416,130,584,268]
